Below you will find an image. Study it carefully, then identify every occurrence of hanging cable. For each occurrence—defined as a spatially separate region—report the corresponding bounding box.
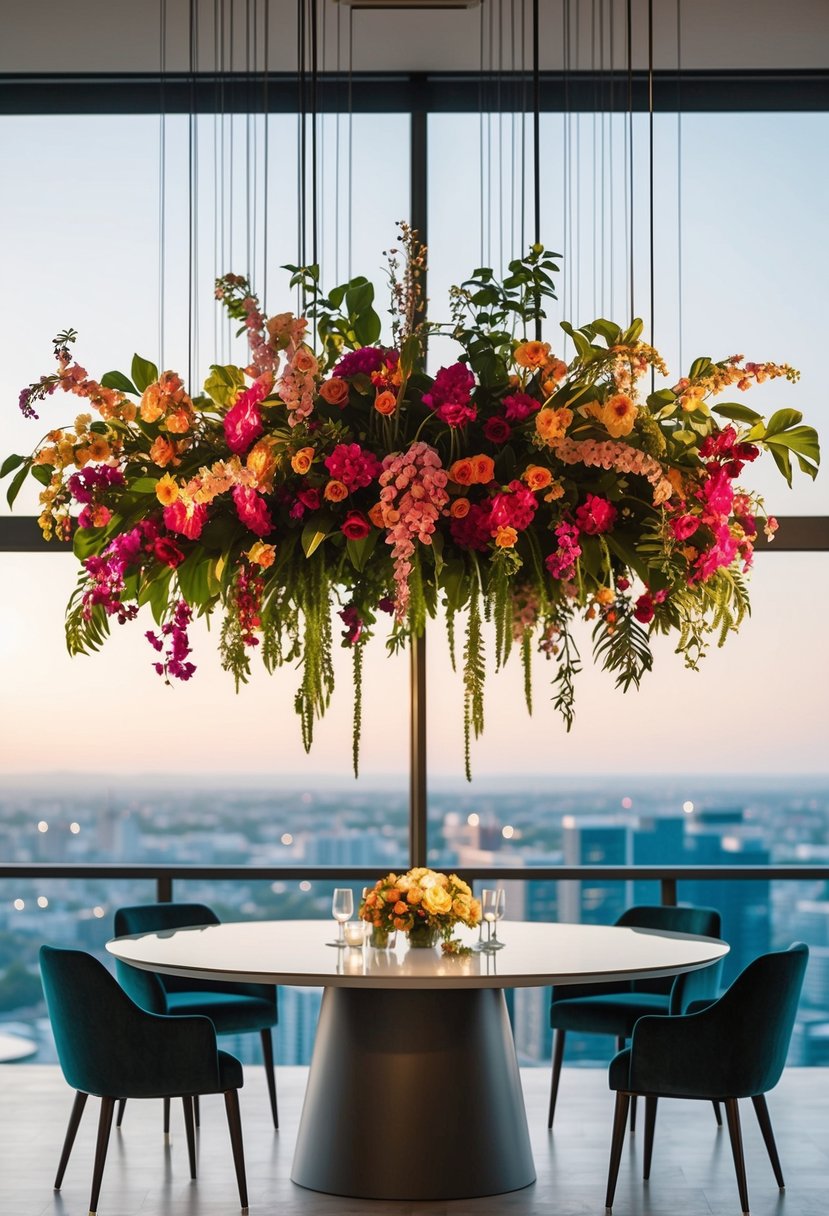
[562,0,570,351]
[676,0,683,371]
[531,0,541,338]
[479,1,485,265]
[626,0,635,320]
[311,0,319,274]
[347,3,353,280]
[648,0,655,388]
[520,0,526,256]
[263,0,270,309]
[297,0,307,291]
[608,0,615,318]
[158,0,167,369]
[187,0,197,389]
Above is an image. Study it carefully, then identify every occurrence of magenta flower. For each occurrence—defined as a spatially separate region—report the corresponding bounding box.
[670,513,699,542]
[325,442,382,490]
[232,485,274,537]
[489,480,538,532]
[449,501,494,552]
[223,378,270,454]
[503,392,540,423]
[335,347,398,378]
[422,363,477,428]
[575,494,617,535]
[546,522,582,581]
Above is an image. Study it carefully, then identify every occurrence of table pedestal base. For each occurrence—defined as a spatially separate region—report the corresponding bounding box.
[291,985,536,1200]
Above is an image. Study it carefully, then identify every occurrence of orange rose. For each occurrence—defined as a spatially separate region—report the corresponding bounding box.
[472,454,495,484]
[514,339,551,369]
[522,465,553,490]
[246,541,277,569]
[542,357,568,388]
[292,346,318,375]
[165,407,192,434]
[450,497,470,519]
[493,525,518,548]
[247,438,278,486]
[384,889,401,904]
[324,479,348,503]
[393,901,408,916]
[374,390,397,416]
[368,502,386,528]
[448,458,474,486]
[139,383,164,423]
[150,436,178,468]
[536,407,573,445]
[318,377,349,406]
[544,481,566,502]
[291,446,315,475]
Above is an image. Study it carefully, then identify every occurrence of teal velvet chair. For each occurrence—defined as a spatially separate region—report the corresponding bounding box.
[605,942,809,1215]
[548,904,723,1129]
[113,902,279,1129]
[39,945,248,1215]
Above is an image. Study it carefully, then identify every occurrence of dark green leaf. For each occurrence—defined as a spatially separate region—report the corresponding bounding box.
[1,453,26,479]
[131,354,159,393]
[31,463,54,486]
[101,369,138,395]
[5,463,30,508]
[711,402,763,424]
[346,530,379,573]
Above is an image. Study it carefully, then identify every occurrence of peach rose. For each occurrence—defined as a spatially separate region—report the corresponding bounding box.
[536,406,573,445]
[266,311,294,349]
[449,497,470,519]
[292,346,318,375]
[150,436,178,468]
[422,885,452,916]
[448,458,474,486]
[472,454,495,484]
[165,407,192,434]
[514,339,551,369]
[368,502,386,528]
[406,887,423,905]
[494,525,518,548]
[384,889,401,904]
[374,390,397,416]
[393,901,408,916]
[318,377,349,406]
[139,383,164,423]
[522,465,553,490]
[291,446,315,475]
[246,541,276,568]
[247,438,278,486]
[324,479,348,503]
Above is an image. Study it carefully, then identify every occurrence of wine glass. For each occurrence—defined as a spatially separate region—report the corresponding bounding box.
[330,888,354,947]
[479,889,498,951]
[489,888,506,950]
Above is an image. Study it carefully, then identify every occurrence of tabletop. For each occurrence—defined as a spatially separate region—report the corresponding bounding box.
[106,918,729,990]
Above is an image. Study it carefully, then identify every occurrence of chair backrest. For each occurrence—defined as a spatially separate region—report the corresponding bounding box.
[114,903,222,998]
[617,904,722,997]
[40,945,223,1099]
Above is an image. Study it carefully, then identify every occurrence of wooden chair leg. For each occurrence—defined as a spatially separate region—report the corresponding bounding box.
[88,1096,116,1216]
[181,1096,197,1180]
[261,1027,279,1129]
[194,1094,200,1129]
[163,1096,171,1135]
[224,1089,249,1211]
[713,1100,723,1126]
[752,1093,785,1189]
[54,1090,88,1189]
[724,1097,750,1216]
[643,1095,658,1180]
[547,1028,566,1128]
[115,1098,127,1128]
[630,1094,638,1133]
[605,1091,631,1212]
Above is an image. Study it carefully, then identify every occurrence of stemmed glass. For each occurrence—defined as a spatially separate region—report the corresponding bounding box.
[479,889,505,952]
[330,888,354,947]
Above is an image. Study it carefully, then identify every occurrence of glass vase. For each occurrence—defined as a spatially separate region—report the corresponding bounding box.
[407,923,439,949]
[370,926,394,949]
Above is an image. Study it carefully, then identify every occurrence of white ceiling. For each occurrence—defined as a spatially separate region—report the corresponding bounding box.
[0,0,827,75]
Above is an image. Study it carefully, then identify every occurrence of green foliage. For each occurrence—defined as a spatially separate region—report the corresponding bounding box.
[550,619,581,731]
[462,588,486,782]
[130,354,159,393]
[592,607,653,693]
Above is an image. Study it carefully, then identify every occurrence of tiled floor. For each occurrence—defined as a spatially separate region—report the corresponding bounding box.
[1,1065,826,1216]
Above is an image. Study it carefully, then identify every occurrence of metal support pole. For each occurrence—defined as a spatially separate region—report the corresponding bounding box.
[660,877,677,907]
[157,875,173,903]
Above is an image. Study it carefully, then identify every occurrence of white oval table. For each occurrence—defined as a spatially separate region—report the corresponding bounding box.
[107,918,728,1202]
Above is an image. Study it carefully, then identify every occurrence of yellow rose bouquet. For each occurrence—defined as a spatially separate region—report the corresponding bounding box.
[360,868,481,949]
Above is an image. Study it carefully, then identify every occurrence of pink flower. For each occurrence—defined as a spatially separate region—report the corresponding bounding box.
[232,485,274,537]
[422,363,477,428]
[546,522,582,581]
[701,467,734,516]
[152,536,185,568]
[223,377,271,454]
[489,480,538,532]
[163,499,208,540]
[325,442,382,490]
[575,494,617,535]
[449,501,493,551]
[503,392,540,423]
[670,513,699,542]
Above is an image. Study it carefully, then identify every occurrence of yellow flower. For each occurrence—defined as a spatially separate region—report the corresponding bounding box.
[155,473,179,506]
[422,885,453,916]
[536,407,573,446]
[246,541,276,569]
[601,393,637,438]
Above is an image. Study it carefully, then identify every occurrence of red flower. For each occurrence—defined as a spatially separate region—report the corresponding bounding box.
[341,510,371,540]
[483,416,512,444]
[153,536,185,568]
[633,593,655,623]
[163,499,207,540]
[223,379,270,454]
[232,485,274,537]
[575,494,617,535]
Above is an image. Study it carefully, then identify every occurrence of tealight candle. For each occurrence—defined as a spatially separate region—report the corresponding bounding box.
[343,921,365,947]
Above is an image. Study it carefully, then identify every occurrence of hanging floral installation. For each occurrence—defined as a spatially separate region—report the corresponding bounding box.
[4,226,819,777]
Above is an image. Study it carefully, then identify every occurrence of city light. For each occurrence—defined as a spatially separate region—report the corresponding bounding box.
[467,813,480,827]
[502,825,515,840]
[281,833,294,846]
[36,820,48,833]
[621,796,633,809]
[69,822,80,834]
[37,897,48,908]
[13,899,25,911]
[92,906,105,918]
[683,800,695,814]
[299,880,312,892]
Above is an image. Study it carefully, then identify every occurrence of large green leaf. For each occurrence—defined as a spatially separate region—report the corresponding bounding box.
[131,354,159,393]
[764,407,803,436]
[0,453,26,479]
[712,402,763,424]
[301,513,334,558]
[175,549,214,607]
[5,462,30,508]
[346,530,379,573]
[101,369,138,395]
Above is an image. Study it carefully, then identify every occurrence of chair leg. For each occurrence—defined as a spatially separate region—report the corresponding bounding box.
[260,1027,279,1129]
[89,1096,116,1216]
[163,1096,171,1135]
[115,1098,126,1128]
[630,1094,637,1133]
[713,1100,723,1126]
[724,1097,750,1216]
[182,1096,197,1180]
[54,1090,88,1189]
[194,1094,200,1128]
[605,1091,631,1212]
[752,1093,785,1189]
[643,1095,658,1180]
[224,1089,249,1211]
[547,1028,566,1128]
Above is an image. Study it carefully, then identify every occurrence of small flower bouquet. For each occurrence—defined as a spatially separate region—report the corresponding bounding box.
[360,868,482,950]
